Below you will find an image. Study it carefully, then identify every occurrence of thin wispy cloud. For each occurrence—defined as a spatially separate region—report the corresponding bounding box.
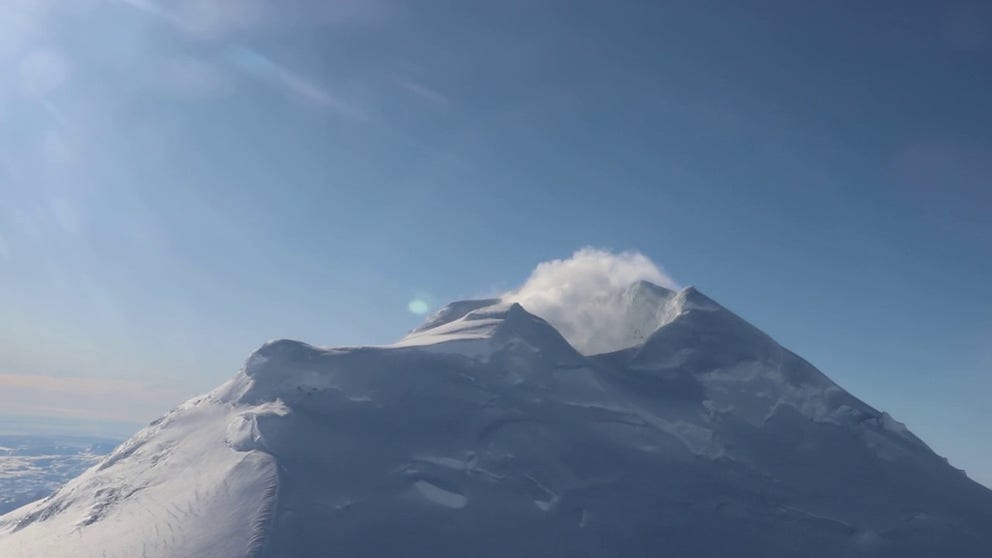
[117,0,363,117]
[398,78,450,106]
[223,45,365,118]
[116,0,206,34]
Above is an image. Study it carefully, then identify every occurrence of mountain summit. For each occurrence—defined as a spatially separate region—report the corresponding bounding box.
[1,284,990,557]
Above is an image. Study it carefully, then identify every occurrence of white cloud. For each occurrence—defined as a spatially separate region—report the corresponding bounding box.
[503,248,679,355]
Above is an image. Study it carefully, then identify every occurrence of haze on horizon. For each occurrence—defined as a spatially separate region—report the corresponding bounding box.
[0,0,989,488]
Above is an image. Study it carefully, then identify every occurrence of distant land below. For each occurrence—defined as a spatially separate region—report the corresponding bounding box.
[0,433,121,515]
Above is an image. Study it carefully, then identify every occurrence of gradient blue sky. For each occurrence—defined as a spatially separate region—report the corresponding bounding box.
[1,1,989,485]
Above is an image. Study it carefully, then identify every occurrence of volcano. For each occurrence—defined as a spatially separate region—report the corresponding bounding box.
[1,282,989,557]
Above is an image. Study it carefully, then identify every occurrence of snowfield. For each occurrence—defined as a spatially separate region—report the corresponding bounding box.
[1,283,990,557]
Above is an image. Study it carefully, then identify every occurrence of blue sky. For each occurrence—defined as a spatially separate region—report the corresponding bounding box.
[0,1,990,484]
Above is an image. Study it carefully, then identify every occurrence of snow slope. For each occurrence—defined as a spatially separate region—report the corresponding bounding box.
[1,284,990,557]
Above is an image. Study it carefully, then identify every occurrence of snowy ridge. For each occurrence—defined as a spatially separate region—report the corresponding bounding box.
[1,283,990,557]
[408,298,502,334]
[0,392,279,558]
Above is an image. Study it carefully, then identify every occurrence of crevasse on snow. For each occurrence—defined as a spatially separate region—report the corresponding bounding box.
[1,283,990,557]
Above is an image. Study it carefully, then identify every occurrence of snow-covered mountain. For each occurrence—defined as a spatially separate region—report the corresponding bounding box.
[1,283,990,557]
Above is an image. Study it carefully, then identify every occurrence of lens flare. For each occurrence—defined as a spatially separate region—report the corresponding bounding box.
[407,299,430,315]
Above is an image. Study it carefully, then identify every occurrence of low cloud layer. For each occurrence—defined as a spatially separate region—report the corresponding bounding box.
[503,248,679,355]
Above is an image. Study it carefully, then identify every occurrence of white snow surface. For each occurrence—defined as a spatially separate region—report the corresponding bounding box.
[1,283,990,557]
